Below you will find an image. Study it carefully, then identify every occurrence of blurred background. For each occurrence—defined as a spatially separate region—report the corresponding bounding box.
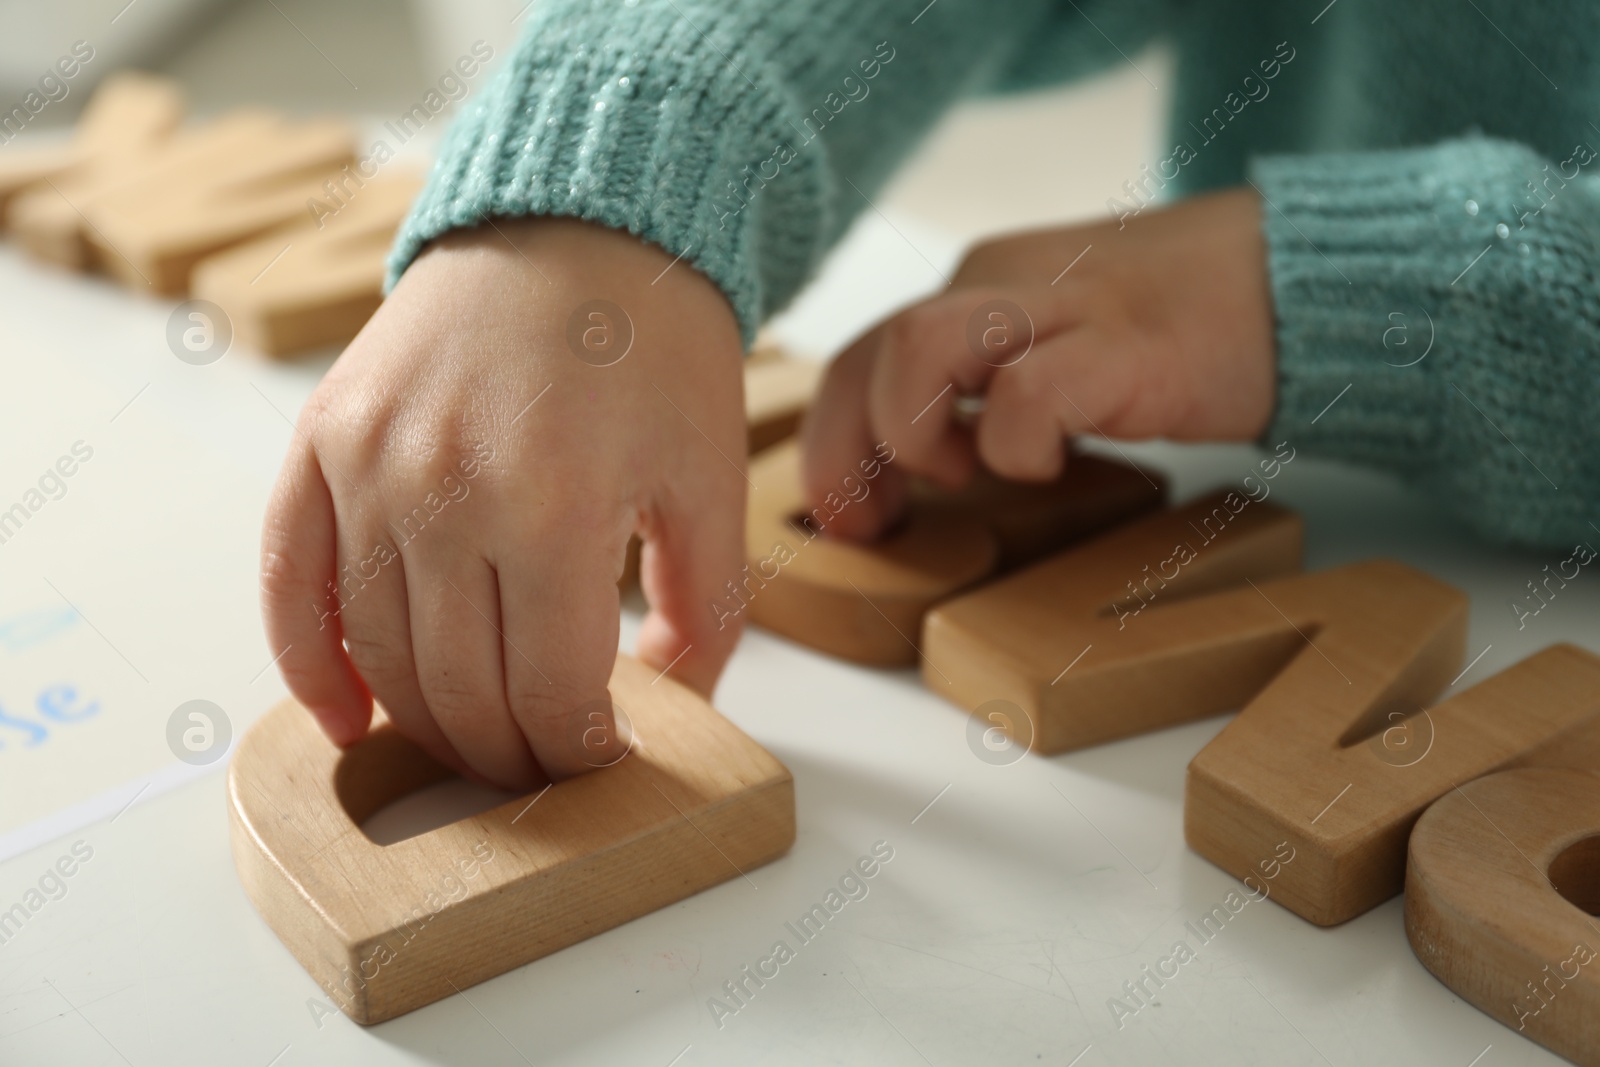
[0,0,515,113]
[0,0,1168,358]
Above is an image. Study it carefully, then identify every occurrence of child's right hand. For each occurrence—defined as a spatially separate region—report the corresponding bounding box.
[260,218,749,790]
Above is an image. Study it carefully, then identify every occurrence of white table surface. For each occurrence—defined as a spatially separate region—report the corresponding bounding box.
[1,105,1596,1067]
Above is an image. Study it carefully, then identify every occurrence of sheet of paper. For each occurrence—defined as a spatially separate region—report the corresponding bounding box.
[0,316,288,860]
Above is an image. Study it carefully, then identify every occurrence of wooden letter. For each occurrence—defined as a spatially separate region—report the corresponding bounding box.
[926,494,1600,924]
[229,654,795,1023]
[1407,766,1600,1065]
[1189,643,1600,926]
[908,452,1169,572]
[742,440,1163,665]
[741,440,996,664]
[0,72,182,219]
[923,491,1305,750]
[191,172,423,356]
[74,111,356,292]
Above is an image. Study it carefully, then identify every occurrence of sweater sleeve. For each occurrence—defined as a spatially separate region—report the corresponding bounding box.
[1250,136,1600,548]
[385,0,1169,345]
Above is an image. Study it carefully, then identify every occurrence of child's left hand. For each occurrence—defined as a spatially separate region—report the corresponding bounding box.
[800,187,1278,539]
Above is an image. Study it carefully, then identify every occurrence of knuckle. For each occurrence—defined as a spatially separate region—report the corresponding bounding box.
[258,550,325,626]
[953,243,1004,281]
[504,684,550,718]
[956,238,1016,282]
[417,437,488,483]
[259,541,309,595]
[295,387,379,457]
[508,692,588,767]
[956,231,1066,286]
[294,389,336,439]
[418,670,489,720]
[505,685,575,737]
[340,629,410,680]
[408,451,460,488]
[881,309,938,371]
[298,386,429,480]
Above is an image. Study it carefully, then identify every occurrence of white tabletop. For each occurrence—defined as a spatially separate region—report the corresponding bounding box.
[1,96,1594,1067]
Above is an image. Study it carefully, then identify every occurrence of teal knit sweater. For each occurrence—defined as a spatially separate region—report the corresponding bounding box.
[387,0,1600,548]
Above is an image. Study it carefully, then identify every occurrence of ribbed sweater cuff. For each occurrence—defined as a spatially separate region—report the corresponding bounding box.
[1249,140,1534,470]
[385,4,827,346]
